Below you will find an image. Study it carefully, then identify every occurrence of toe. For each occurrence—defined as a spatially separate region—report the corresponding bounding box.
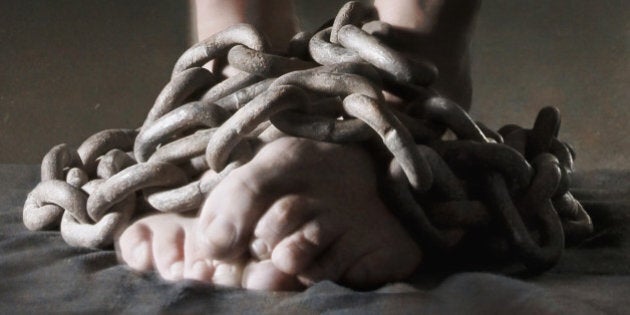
[297,232,368,287]
[183,223,215,282]
[117,222,154,272]
[211,259,246,287]
[150,220,186,281]
[271,220,341,275]
[242,259,302,291]
[197,167,275,260]
[200,216,239,257]
[184,259,215,282]
[251,195,316,260]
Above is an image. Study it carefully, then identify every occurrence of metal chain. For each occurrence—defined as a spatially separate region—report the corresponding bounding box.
[22,1,592,275]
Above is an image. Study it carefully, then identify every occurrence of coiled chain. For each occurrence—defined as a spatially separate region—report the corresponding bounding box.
[23,1,592,274]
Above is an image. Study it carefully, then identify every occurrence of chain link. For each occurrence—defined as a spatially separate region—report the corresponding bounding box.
[23,1,592,275]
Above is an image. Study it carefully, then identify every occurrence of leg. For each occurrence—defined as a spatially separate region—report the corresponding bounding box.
[375,0,482,109]
[191,0,299,51]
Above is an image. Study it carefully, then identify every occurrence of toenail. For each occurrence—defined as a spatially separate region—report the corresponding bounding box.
[213,263,242,287]
[169,261,184,279]
[250,239,270,259]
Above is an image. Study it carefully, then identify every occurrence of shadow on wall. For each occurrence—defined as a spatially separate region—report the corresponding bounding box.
[0,0,627,170]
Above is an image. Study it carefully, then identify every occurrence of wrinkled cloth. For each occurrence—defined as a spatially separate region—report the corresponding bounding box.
[1,164,628,314]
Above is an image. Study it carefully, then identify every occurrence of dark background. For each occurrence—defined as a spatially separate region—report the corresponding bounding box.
[1,0,628,170]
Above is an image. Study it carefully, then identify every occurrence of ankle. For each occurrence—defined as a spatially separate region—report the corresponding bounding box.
[247,0,299,52]
[192,0,298,52]
[375,0,428,31]
[192,0,248,42]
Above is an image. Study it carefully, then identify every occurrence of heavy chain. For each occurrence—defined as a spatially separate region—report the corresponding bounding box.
[23,1,592,274]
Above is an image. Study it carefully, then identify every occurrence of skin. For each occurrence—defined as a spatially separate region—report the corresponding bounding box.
[117,0,480,290]
[191,0,298,52]
[119,138,421,289]
[375,0,481,109]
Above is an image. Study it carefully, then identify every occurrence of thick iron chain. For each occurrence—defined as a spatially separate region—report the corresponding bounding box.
[23,1,592,275]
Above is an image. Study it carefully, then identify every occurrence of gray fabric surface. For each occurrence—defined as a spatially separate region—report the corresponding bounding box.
[1,165,629,314]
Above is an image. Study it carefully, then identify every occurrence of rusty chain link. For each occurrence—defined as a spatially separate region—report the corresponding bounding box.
[23,1,592,275]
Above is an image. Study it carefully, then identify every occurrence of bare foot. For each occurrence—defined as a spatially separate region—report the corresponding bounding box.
[196,137,422,289]
[117,212,301,290]
[117,137,421,290]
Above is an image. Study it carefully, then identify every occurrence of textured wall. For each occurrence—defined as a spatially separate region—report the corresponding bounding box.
[0,1,189,163]
[470,0,629,171]
[1,1,628,171]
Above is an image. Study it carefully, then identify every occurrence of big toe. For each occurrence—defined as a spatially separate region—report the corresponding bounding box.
[197,167,275,260]
[117,221,153,272]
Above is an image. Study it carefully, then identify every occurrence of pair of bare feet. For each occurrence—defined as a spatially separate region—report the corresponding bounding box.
[117,0,480,291]
[118,138,421,290]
